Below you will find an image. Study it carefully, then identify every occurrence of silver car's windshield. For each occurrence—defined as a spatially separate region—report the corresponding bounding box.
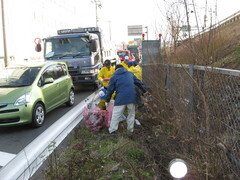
[44,37,91,59]
[0,67,40,87]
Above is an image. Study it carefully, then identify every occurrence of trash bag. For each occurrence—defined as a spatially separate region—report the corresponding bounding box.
[83,101,114,132]
[84,106,105,132]
[103,101,114,127]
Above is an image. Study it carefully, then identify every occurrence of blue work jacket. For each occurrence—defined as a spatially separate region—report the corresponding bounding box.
[105,67,144,106]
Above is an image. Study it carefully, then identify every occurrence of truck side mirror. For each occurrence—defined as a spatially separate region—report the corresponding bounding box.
[34,38,42,52]
[35,43,42,52]
[90,40,97,52]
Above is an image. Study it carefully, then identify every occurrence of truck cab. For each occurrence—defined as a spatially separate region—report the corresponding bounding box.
[117,50,134,61]
[37,27,118,89]
[127,45,141,61]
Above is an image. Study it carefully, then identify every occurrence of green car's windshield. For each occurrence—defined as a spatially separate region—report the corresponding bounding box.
[0,67,40,87]
[44,37,91,59]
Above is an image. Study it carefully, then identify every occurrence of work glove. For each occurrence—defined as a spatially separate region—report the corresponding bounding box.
[105,102,109,107]
[99,90,105,98]
[103,78,110,81]
[101,78,110,82]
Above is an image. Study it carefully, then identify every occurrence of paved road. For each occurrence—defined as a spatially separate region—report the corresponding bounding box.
[0,87,94,167]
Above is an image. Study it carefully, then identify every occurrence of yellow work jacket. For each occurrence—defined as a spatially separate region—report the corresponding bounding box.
[121,61,129,70]
[128,65,142,81]
[98,66,115,88]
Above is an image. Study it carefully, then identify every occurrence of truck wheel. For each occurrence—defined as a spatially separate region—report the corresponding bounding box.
[66,89,75,106]
[31,103,45,128]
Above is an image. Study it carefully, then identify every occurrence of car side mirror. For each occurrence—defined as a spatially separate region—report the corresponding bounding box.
[89,40,97,52]
[43,77,54,85]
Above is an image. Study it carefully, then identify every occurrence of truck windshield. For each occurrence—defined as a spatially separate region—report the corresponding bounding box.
[128,47,138,53]
[117,51,129,57]
[44,37,91,59]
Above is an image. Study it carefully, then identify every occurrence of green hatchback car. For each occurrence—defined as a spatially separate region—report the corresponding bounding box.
[0,61,75,127]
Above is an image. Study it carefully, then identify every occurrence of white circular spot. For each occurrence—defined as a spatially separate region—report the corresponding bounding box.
[169,159,188,178]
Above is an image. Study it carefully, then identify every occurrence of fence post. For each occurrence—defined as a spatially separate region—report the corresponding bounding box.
[166,64,171,99]
[189,64,194,113]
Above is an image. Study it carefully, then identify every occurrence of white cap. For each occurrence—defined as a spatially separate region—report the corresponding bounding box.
[124,56,129,60]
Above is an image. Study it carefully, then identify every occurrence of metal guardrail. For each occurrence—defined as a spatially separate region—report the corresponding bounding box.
[0,92,97,180]
[192,10,240,38]
[216,10,240,27]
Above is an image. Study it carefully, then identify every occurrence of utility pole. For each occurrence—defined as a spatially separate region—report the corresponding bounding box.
[94,0,102,27]
[108,20,111,41]
[215,0,218,24]
[122,41,125,50]
[191,0,200,34]
[183,0,191,39]
[1,0,8,67]
[203,0,208,30]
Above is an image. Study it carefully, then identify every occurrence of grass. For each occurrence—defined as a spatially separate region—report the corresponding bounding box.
[44,125,163,180]
[212,45,240,68]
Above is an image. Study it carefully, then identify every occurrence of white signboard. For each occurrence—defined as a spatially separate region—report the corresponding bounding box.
[128,25,143,36]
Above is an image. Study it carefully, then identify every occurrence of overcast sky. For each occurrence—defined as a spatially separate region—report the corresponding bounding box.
[91,0,240,44]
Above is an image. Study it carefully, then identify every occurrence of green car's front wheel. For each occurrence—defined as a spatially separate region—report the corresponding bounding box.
[32,103,45,128]
[66,89,75,107]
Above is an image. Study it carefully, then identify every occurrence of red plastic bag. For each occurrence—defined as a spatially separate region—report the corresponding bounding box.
[103,101,114,127]
[83,101,114,131]
[84,106,105,132]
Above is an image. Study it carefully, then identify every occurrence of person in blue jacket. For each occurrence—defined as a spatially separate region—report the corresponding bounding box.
[105,64,146,134]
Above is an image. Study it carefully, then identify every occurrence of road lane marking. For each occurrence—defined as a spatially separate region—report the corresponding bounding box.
[0,151,16,168]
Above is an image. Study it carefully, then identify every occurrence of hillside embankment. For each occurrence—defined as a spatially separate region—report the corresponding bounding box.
[163,14,240,69]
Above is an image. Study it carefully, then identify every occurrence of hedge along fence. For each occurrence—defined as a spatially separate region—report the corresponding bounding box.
[142,62,240,178]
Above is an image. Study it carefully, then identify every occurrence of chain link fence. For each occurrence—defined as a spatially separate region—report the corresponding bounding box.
[142,62,240,178]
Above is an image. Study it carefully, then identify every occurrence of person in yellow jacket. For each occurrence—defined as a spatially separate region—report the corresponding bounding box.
[128,60,142,81]
[128,60,144,110]
[98,59,115,110]
[121,56,130,70]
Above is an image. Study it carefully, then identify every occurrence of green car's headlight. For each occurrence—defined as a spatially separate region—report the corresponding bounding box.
[14,92,31,106]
